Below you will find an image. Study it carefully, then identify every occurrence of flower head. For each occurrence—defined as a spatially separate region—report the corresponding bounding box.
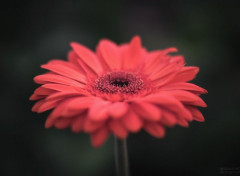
[30,36,207,147]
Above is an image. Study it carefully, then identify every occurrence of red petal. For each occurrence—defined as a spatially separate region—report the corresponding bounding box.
[170,66,199,83]
[34,86,56,95]
[41,61,86,83]
[90,127,109,148]
[84,118,105,132]
[32,100,45,112]
[108,102,129,119]
[97,39,121,70]
[37,99,59,113]
[150,64,178,81]
[143,94,193,120]
[144,48,180,74]
[122,36,144,70]
[54,118,72,129]
[42,84,78,92]
[187,106,205,122]
[161,82,207,94]
[162,47,178,54]
[45,117,55,128]
[67,50,82,69]
[88,100,111,121]
[45,59,84,72]
[65,97,94,110]
[121,110,142,132]
[71,42,103,74]
[144,122,165,138]
[132,101,162,121]
[34,73,85,88]
[177,118,189,127]
[143,51,163,72]
[62,109,85,118]
[165,90,207,107]
[48,98,75,119]
[29,94,45,101]
[46,91,83,101]
[161,110,177,127]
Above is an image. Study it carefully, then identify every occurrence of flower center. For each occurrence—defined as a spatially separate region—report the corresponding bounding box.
[110,80,129,87]
[94,71,145,94]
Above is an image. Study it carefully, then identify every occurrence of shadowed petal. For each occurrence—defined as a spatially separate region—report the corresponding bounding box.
[54,118,72,129]
[161,110,177,127]
[71,115,86,133]
[109,120,128,139]
[90,127,109,148]
[84,118,105,132]
[144,122,165,138]
[187,106,205,122]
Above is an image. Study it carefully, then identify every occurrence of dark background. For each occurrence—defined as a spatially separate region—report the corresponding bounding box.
[1,0,240,176]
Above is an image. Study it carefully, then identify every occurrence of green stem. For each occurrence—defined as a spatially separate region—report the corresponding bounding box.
[114,137,130,176]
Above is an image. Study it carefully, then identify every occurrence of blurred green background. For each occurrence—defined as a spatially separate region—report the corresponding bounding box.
[1,0,240,176]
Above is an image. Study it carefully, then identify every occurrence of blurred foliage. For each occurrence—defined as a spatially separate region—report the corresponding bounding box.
[0,0,240,176]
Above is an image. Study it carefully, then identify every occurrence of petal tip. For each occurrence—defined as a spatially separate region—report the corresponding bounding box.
[70,42,79,47]
[131,35,142,44]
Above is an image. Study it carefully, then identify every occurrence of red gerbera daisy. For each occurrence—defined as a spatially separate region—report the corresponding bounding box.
[30,36,207,147]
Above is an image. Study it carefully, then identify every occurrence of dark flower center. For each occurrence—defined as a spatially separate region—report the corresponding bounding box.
[110,80,129,87]
[94,71,145,94]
